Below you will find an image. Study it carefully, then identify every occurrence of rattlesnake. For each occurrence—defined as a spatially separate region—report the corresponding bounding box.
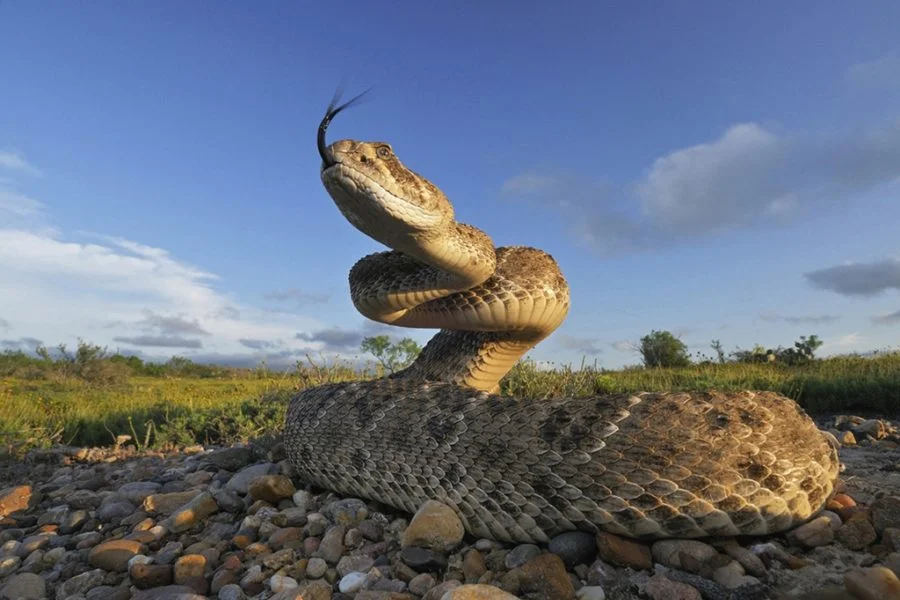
[284,93,840,543]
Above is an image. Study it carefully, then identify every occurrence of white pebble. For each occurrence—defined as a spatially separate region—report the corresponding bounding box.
[127,554,153,569]
[576,586,606,600]
[292,489,312,510]
[269,574,299,593]
[338,571,368,594]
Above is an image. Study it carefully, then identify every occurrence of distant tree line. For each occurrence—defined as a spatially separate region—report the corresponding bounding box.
[638,329,824,368]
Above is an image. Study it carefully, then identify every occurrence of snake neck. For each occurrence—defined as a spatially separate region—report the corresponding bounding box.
[392,329,543,393]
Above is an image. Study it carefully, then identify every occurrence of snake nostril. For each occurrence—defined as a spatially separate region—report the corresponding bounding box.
[360,155,368,163]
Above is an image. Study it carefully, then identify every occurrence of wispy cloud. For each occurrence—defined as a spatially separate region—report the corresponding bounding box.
[112,335,203,349]
[845,50,900,90]
[872,309,900,325]
[502,118,900,255]
[556,334,603,356]
[238,338,280,350]
[759,311,841,325]
[0,151,41,176]
[296,327,364,351]
[135,310,210,336]
[805,258,900,297]
[822,333,866,350]
[611,340,637,353]
[264,288,329,305]
[0,318,9,332]
[0,190,44,218]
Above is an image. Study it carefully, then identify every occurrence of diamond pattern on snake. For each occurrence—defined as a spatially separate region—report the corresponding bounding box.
[284,91,840,543]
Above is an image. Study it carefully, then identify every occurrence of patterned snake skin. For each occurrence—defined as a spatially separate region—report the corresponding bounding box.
[284,94,840,543]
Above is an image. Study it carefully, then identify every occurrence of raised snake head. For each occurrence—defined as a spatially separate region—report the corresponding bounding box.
[317,92,454,253]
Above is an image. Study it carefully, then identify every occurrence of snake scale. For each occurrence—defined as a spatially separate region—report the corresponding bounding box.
[284,92,840,543]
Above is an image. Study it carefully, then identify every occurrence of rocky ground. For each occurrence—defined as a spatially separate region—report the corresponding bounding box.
[0,414,899,600]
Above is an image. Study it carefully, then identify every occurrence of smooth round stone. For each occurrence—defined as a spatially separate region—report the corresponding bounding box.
[338,571,368,593]
[306,557,328,578]
[549,531,598,568]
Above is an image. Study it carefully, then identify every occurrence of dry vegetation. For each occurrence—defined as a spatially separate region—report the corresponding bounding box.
[1,340,898,457]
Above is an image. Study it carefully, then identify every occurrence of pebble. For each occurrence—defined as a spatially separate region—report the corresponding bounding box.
[504,543,542,568]
[651,539,719,571]
[0,424,895,600]
[440,584,520,599]
[835,512,878,550]
[843,566,900,600]
[324,497,370,526]
[87,538,143,571]
[306,556,328,578]
[0,571,45,599]
[644,573,702,600]
[548,531,598,568]
[787,515,835,547]
[516,553,574,600]
[226,463,278,494]
[0,486,36,518]
[401,500,465,552]
[401,546,449,571]
[339,571,368,593]
[248,474,296,504]
[595,531,653,570]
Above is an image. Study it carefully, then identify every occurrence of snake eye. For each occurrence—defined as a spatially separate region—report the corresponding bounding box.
[376,145,392,159]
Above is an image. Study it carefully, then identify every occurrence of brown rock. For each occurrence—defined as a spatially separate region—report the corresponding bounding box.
[596,531,652,570]
[162,491,219,533]
[210,568,238,593]
[644,573,702,600]
[295,579,333,600]
[270,526,303,549]
[88,539,143,572]
[439,584,519,599]
[651,540,718,572]
[130,563,173,589]
[844,566,900,600]
[836,512,878,550]
[132,585,207,600]
[248,474,296,504]
[462,549,487,582]
[142,491,199,515]
[787,515,835,547]
[174,553,207,583]
[516,553,574,600]
[0,485,38,518]
[402,500,465,552]
[885,553,900,579]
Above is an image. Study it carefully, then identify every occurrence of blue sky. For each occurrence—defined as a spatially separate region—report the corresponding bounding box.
[1,1,899,369]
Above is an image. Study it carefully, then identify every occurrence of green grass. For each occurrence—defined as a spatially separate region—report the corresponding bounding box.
[2,351,898,456]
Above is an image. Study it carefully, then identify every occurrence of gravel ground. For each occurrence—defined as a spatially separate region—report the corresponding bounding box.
[0,413,898,600]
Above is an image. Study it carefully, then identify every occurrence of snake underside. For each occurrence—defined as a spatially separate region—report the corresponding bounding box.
[285,96,840,543]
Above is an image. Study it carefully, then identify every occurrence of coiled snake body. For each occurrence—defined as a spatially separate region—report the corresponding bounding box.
[285,97,840,543]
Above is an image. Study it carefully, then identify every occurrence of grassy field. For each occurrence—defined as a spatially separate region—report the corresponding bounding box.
[2,351,898,456]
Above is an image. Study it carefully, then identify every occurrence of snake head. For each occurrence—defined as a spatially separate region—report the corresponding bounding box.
[317,90,454,249]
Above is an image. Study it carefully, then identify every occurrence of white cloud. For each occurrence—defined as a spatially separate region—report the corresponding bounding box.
[0,151,41,176]
[502,118,900,255]
[822,333,866,350]
[611,340,636,353]
[0,190,44,218]
[0,227,338,363]
[556,334,603,356]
